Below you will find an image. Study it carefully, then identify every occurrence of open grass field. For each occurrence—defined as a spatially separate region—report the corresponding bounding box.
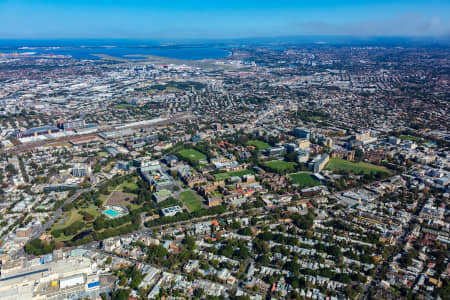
[165,86,180,92]
[52,210,83,231]
[289,172,321,188]
[214,169,255,181]
[399,135,423,142]
[178,149,207,161]
[104,177,137,194]
[81,206,100,218]
[263,161,297,173]
[247,140,271,150]
[179,190,202,211]
[326,158,391,175]
[118,179,138,192]
[114,104,134,109]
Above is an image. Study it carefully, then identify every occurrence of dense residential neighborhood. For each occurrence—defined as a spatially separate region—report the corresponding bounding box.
[0,41,448,300]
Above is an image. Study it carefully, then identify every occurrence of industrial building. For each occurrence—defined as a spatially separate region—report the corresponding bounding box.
[0,256,111,299]
[17,126,60,138]
[57,119,86,131]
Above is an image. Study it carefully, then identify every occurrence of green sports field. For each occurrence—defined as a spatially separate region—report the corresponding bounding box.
[263,161,297,173]
[399,135,422,142]
[179,190,202,211]
[326,158,391,175]
[247,140,271,150]
[114,104,134,109]
[178,149,207,161]
[289,173,321,188]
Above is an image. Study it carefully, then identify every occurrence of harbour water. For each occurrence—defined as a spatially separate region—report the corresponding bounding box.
[0,40,230,60]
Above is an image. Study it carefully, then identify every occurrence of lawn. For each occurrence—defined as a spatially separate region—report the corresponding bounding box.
[54,232,76,242]
[118,179,138,192]
[81,206,99,218]
[326,158,391,175]
[114,104,134,109]
[210,190,223,197]
[399,135,422,142]
[165,86,180,92]
[289,172,321,188]
[263,161,297,173]
[179,190,202,211]
[52,210,83,231]
[247,140,271,150]
[178,149,207,162]
[214,169,255,181]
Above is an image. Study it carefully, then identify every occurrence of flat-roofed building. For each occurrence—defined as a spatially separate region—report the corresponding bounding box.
[161,206,183,216]
[0,256,100,299]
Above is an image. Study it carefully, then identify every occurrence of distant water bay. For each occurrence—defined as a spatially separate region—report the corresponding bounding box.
[0,41,230,60]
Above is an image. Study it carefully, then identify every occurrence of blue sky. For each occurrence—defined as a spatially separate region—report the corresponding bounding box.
[0,0,449,39]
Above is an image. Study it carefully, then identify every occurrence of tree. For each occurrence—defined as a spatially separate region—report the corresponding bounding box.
[94,216,106,230]
[292,211,314,230]
[83,212,94,222]
[284,261,300,273]
[288,276,306,289]
[219,243,234,257]
[259,231,273,241]
[62,202,74,211]
[184,235,197,250]
[147,245,168,259]
[344,285,358,299]
[257,254,270,265]
[194,288,204,298]
[326,245,342,258]
[24,239,55,255]
[354,149,364,162]
[285,151,298,162]
[5,163,17,175]
[230,220,241,230]
[237,246,249,259]
[111,289,130,300]
[238,227,252,236]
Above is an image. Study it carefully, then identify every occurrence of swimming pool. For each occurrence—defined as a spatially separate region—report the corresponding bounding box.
[104,209,120,217]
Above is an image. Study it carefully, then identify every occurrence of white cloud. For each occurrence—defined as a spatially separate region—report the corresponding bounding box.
[297,15,449,36]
